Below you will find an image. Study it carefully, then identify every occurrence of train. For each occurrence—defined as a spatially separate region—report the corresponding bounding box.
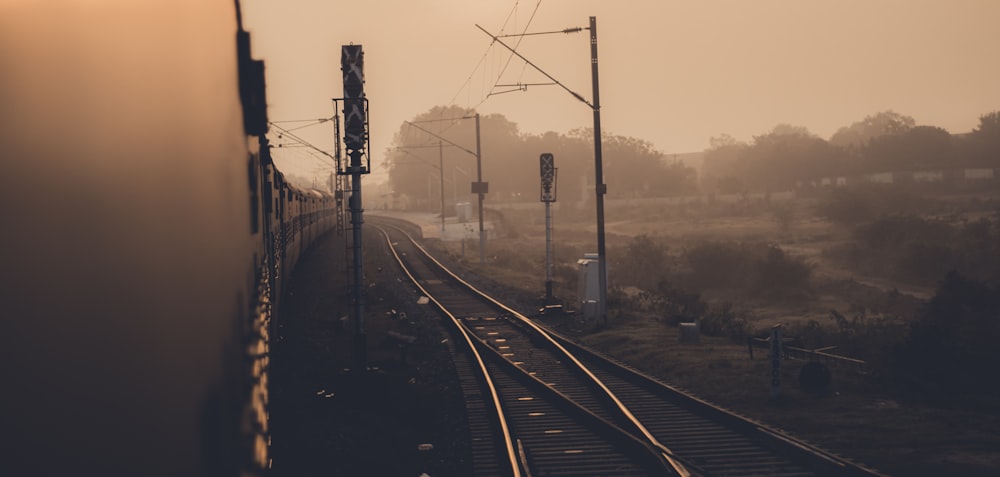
[0,2,340,475]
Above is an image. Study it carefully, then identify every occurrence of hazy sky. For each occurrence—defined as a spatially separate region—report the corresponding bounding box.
[242,0,1000,183]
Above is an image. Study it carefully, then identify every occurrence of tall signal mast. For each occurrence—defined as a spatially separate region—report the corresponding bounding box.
[337,44,370,373]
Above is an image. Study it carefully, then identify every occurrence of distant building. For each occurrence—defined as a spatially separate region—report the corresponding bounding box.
[913,170,945,182]
[862,172,894,184]
[964,168,995,180]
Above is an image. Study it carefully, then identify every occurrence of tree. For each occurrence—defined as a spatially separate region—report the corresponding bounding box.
[387,106,695,206]
[972,111,1000,138]
[960,111,1000,167]
[829,110,916,150]
[709,133,739,149]
[864,125,952,170]
[894,272,1000,407]
[743,125,842,189]
[701,134,748,193]
[769,123,813,137]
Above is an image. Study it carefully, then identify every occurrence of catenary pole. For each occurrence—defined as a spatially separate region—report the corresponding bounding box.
[589,16,608,327]
[475,113,485,264]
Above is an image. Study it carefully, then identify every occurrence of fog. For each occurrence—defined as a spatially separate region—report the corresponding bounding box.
[240,0,1000,184]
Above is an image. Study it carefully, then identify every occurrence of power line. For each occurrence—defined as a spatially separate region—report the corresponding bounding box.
[268,121,337,167]
[447,0,523,106]
[475,24,591,108]
[448,0,545,111]
[477,0,544,109]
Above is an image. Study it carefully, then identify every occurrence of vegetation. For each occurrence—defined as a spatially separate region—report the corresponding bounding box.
[894,272,1000,408]
[386,105,699,208]
[814,185,932,225]
[607,234,814,342]
[703,110,1000,194]
[823,213,1000,287]
[410,107,1000,475]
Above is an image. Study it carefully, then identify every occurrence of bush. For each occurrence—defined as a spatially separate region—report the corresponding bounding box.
[699,303,754,340]
[816,186,930,225]
[680,241,812,299]
[854,216,951,251]
[683,241,746,289]
[655,280,706,325]
[749,245,813,299]
[612,234,671,289]
[893,272,1000,408]
[833,215,1000,286]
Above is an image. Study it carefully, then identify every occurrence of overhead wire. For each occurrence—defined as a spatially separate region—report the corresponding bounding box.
[395,0,545,173]
[448,0,546,111]
[268,121,337,167]
[447,0,522,107]
[483,0,544,103]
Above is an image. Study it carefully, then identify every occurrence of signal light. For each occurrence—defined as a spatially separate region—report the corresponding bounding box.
[341,45,367,156]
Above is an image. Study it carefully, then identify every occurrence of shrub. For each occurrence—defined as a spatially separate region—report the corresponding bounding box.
[699,303,754,340]
[749,245,813,299]
[854,215,951,251]
[834,215,1000,286]
[893,272,1000,408]
[681,241,812,300]
[816,186,929,225]
[682,241,746,289]
[654,280,706,325]
[612,234,670,289]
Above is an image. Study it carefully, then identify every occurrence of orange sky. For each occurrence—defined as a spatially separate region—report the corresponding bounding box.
[245,1,1000,182]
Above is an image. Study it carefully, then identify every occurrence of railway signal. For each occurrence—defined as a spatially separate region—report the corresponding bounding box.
[339,43,370,374]
[339,44,369,174]
[477,17,608,327]
[540,153,558,303]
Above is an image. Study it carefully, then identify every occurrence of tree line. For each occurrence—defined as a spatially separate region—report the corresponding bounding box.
[386,107,1000,204]
[702,110,1000,193]
[385,106,698,206]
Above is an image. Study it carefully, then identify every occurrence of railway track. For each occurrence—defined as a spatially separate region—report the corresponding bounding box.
[372,217,884,477]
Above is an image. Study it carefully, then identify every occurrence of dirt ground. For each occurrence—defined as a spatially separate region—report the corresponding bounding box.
[268,229,471,477]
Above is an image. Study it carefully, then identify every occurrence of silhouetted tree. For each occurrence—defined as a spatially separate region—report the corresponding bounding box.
[894,272,1000,407]
[960,110,1000,167]
[829,110,916,150]
[701,134,749,193]
[863,125,952,170]
[743,125,842,190]
[388,107,698,205]
[613,234,670,288]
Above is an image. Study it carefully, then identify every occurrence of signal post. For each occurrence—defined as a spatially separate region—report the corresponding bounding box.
[338,44,370,374]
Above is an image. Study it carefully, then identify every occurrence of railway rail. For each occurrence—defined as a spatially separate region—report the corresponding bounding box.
[372,216,884,477]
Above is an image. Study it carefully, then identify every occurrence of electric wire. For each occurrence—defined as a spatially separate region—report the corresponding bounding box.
[488,0,542,100]
[447,0,523,107]
[448,0,544,111]
[474,0,544,110]
[268,121,337,167]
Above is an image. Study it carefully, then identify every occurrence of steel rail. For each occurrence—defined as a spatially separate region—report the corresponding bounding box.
[375,226,522,477]
[372,215,886,476]
[376,220,678,475]
[384,222,692,476]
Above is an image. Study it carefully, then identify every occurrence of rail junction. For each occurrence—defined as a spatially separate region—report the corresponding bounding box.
[372,216,884,477]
